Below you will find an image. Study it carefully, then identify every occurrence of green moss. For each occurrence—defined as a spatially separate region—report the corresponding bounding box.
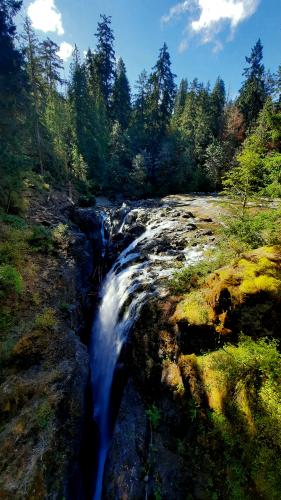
[146,404,161,430]
[35,308,57,330]
[0,264,23,295]
[36,400,55,430]
[175,290,212,326]
[186,337,281,499]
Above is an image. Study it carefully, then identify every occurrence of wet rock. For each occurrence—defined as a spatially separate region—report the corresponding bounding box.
[186,223,197,230]
[182,212,194,218]
[104,380,147,500]
[200,229,213,236]
[199,217,213,223]
[70,207,100,234]
[128,223,146,238]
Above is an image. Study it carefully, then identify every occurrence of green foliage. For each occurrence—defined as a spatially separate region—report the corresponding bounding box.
[222,209,281,248]
[146,404,161,430]
[36,400,55,430]
[35,308,57,330]
[0,264,23,295]
[27,225,54,254]
[238,39,267,129]
[170,237,250,295]
[0,214,27,230]
[188,336,281,499]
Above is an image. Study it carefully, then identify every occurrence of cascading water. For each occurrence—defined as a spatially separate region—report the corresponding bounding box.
[89,217,175,500]
[90,201,211,499]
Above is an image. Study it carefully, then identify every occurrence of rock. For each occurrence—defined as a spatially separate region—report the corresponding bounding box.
[199,217,213,222]
[128,223,146,238]
[104,380,147,499]
[70,207,100,234]
[186,223,197,230]
[182,212,194,218]
[200,229,213,236]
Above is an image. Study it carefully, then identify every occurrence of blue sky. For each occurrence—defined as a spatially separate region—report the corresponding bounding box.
[20,0,281,97]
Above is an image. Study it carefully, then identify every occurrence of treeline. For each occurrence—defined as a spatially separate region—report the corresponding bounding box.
[1,0,281,212]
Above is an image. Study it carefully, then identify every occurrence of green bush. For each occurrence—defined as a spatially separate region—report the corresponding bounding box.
[0,264,23,295]
[222,209,281,248]
[36,400,55,430]
[28,225,54,254]
[192,336,281,499]
[52,223,69,247]
[78,194,96,207]
[35,308,57,330]
[147,404,161,430]
[0,214,28,230]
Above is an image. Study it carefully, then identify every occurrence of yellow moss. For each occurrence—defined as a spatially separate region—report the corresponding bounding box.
[240,274,281,295]
[35,308,57,330]
[235,384,256,435]
[175,290,212,325]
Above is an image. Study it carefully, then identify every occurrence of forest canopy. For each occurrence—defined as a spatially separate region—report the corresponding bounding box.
[0,0,281,212]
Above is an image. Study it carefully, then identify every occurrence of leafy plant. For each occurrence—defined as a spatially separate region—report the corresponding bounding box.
[0,264,23,295]
[28,225,54,254]
[147,404,161,430]
[35,308,57,330]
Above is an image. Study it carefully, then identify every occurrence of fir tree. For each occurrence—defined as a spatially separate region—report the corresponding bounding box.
[0,0,28,211]
[94,14,116,108]
[40,38,63,90]
[238,39,267,129]
[111,57,131,129]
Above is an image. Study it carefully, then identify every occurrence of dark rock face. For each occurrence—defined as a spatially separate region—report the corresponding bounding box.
[104,380,147,500]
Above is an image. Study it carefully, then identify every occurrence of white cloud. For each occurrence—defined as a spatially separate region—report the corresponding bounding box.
[162,0,260,51]
[178,39,189,53]
[27,0,64,35]
[57,41,74,61]
[161,1,194,23]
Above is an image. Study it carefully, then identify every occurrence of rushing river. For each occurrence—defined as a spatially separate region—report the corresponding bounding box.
[89,201,211,499]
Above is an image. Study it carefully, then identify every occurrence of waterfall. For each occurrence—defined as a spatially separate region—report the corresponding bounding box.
[89,217,174,500]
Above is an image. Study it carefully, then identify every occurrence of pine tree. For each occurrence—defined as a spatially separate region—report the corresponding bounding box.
[174,78,188,117]
[40,38,63,91]
[94,14,116,108]
[0,0,28,211]
[210,77,226,138]
[151,43,176,130]
[111,57,131,129]
[238,39,267,129]
[22,16,45,174]
[130,70,149,154]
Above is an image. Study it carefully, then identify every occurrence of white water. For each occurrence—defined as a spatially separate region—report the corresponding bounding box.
[90,217,175,500]
[90,201,213,499]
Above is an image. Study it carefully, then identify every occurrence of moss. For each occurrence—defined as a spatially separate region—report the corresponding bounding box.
[182,337,281,499]
[174,290,213,326]
[174,245,281,339]
[35,308,57,330]
[0,264,23,296]
[36,400,55,430]
[240,274,281,295]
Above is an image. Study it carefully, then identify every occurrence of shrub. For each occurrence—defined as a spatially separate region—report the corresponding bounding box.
[78,194,96,207]
[52,223,69,246]
[0,264,23,295]
[35,308,57,330]
[189,336,281,499]
[0,225,29,266]
[0,214,28,230]
[146,404,161,430]
[222,209,281,249]
[28,225,54,254]
[36,400,55,430]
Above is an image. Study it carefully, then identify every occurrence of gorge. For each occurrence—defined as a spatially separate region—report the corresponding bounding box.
[88,196,219,499]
